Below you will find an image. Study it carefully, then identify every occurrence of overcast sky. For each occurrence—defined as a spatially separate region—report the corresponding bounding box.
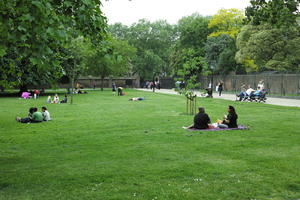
[102,0,251,25]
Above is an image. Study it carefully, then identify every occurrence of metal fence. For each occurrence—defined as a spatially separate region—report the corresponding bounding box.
[161,74,300,98]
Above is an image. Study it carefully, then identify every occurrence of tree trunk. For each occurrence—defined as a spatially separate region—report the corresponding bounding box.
[101,76,104,91]
[70,61,75,104]
[70,75,74,104]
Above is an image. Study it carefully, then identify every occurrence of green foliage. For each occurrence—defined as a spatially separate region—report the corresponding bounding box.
[246,0,300,27]
[235,25,300,72]
[171,14,211,85]
[87,36,136,90]
[208,9,245,38]
[205,34,241,74]
[177,14,211,56]
[175,48,208,90]
[109,19,176,81]
[0,0,107,89]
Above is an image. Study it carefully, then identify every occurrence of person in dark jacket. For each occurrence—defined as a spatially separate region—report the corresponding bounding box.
[218,105,238,128]
[218,82,223,96]
[186,107,211,129]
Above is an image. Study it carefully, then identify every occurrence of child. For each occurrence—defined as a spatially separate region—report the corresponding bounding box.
[42,107,51,121]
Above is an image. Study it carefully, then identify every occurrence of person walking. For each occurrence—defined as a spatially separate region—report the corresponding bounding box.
[218,82,223,96]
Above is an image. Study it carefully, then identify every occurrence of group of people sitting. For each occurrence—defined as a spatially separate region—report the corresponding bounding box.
[237,83,267,102]
[47,94,68,104]
[16,107,51,123]
[185,105,238,130]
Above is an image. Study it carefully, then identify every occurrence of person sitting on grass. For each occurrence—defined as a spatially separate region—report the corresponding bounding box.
[185,107,211,130]
[60,94,68,103]
[16,107,43,123]
[42,107,51,121]
[53,94,59,103]
[218,105,238,128]
[30,107,43,123]
[16,107,35,123]
[47,96,52,103]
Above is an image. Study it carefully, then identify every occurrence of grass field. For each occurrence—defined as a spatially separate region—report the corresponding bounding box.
[0,89,300,200]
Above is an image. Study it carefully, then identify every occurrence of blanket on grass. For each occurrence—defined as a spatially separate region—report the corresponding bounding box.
[184,125,248,132]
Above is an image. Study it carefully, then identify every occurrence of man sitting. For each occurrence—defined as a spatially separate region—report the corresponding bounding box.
[185,107,211,130]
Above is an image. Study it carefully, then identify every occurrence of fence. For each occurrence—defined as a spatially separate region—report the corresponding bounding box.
[161,74,300,98]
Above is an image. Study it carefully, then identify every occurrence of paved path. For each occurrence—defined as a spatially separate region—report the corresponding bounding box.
[137,89,300,108]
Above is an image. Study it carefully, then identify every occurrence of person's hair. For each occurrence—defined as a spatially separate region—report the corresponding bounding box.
[29,107,35,114]
[198,107,205,113]
[42,106,47,110]
[228,105,236,114]
[33,107,38,112]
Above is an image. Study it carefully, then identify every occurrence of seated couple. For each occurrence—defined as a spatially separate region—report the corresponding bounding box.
[186,106,238,130]
[16,107,51,123]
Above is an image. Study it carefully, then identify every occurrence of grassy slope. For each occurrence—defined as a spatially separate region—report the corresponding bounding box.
[0,90,300,200]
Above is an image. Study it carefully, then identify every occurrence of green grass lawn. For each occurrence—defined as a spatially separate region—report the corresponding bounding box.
[1,90,300,200]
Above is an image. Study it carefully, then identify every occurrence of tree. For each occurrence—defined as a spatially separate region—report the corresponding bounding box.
[87,36,136,91]
[109,19,177,81]
[60,37,93,104]
[246,0,300,27]
[174,48,208,115]
[235,24,300,72]
[177,14,211,56]
[0,0,107,92]
[208,8,245,38]
[205,34,241,74]
[171,13,211,80]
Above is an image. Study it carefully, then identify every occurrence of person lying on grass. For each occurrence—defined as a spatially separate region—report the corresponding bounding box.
[16,107,43,123]
[217,105,238,128]
[129,97,145,101]
[42,107,51,121]
[184,107,213,130]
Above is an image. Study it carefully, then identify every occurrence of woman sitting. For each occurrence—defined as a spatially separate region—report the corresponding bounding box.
[218,105,238,128]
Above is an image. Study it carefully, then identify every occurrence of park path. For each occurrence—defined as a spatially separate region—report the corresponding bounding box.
[137,88,300,108]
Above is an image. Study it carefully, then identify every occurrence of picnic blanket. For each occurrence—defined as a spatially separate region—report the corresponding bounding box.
[184,125,248,132]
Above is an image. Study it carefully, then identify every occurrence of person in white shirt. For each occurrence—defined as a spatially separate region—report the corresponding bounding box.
[246,85,255,96]
[53,94,59,103]
[42,107,51,121]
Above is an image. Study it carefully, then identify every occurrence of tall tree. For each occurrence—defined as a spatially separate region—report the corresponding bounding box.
[87,36,136,91]
[235,24,300,72]
[246,0,300,27]
[205,34,242,74]
[208,8,245,38]
[170,14,211,78]
[0,0,107,91]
